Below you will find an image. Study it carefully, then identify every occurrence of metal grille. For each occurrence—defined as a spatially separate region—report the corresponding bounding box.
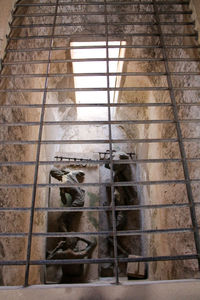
[0,0,200,287]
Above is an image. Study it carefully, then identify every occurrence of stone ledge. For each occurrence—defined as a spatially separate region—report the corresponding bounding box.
[0,280,200,300]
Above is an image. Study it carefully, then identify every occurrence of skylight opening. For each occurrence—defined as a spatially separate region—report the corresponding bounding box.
[70,41,124,120]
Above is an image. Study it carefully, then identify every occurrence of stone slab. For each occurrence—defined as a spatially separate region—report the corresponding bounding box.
[127,255,146,279]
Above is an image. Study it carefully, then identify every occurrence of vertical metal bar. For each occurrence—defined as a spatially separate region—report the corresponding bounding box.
[43,172,51,284]
[104,0,119,284]
[152,0,200,269]
[24,0,59,286]
[48,173,51,208]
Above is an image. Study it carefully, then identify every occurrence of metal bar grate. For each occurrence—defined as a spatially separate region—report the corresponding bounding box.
[24,0,60,287]
[152,0,200,268]
[0,0,200,287]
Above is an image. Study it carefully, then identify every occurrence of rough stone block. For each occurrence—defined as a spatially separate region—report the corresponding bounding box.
[127,255,147,279]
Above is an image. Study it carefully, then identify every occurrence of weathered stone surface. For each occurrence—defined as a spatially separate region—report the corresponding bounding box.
[127,255,146,279]
[0,0,200,286]
[190,0,200,43]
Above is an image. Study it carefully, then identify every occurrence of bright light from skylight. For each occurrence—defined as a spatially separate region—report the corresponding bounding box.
[71,41,122,120]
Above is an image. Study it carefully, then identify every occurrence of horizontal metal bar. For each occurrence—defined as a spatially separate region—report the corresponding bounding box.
[0,120,175,127]
[0,227,194,238]
[0,158,180,167]
[3,58,165,65]
[0,138,179,145]
[0,179,190,190]
[0,254,197,266]
[0,258,115,266]
[0,138,199,146]
[5,45,200,53]
[0,102,199,108]
[0,87,169,92]
[0,72,167,78]
[0,103,173,108]
[117,228,194,236]
[118,254,198,263]
[2,0,199,285]
[10,21,195,29]
[164,46,200,49]
[171,72,200,76]
[15,1,190,7]
[0,102,195,108]
[4,118,200,127]
[2,72,200,79]
[7,33,196,41]
[5,45,163,53]
[181,119,200,123]
[4,201,200,212]
[2,87,200,93]
[0,227,195,238]
[68,0,190,4]
[0,88,169,93]
[0,207,112,212]
[0,202,196,213]
[60,0,188,4]
[12,11,192,17]
[177,103,200,106]
[4,57,200,66]
[0,258,117,266]
[159,22,194,25]
[2,157,200,167]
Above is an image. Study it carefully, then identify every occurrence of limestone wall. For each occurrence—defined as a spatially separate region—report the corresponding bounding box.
[1,1,200,60]
[0,0,16,62]
[114,2,200,279]
[190,0,200,43]
[0,0,200,285]
[0,0,77,285]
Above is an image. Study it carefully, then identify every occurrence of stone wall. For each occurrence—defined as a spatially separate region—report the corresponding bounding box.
[0,0,77,285]
[0,0,200,285]
[0,0,16,62]
[1,0,200,60]
[190,0,200,43]
[114,2,200,279]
